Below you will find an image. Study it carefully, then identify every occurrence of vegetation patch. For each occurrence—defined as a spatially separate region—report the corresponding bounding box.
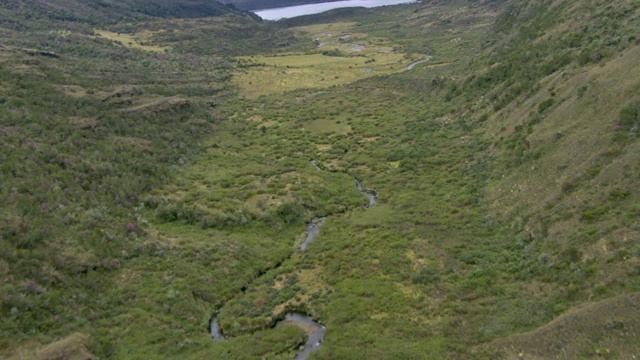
[482,293,640,359]
[2,0,640,358]
[232,50,414,97]
[93,29,171,53]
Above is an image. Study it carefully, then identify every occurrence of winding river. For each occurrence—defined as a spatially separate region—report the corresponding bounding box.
[210,160,376,359]
[406,56,432,70]
[301,217,327,251]
[283,313,326,360]
[209,315,224,340]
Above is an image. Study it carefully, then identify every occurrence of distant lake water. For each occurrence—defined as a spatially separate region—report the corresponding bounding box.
[253,0,419,20]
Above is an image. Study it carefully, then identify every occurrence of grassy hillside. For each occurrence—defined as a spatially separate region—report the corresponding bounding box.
[0,0,254,29]
[2,0,640,358]
[0,6,308,359]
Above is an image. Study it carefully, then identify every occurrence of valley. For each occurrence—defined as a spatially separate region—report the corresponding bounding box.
[1,0,640,359]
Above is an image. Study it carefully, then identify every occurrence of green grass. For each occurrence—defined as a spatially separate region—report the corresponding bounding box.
[2,0,640,358]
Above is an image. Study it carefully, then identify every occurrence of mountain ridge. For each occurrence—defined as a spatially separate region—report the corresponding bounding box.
[0,0,258,27]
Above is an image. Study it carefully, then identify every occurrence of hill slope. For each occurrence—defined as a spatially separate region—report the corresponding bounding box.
[0,0,256,28]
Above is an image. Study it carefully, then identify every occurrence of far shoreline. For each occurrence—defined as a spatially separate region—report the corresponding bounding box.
[252,0,419,21]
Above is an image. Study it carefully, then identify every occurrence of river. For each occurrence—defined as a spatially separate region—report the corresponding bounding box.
[253,0,419,21]
[406,56,432,70]
[210,160,377,359]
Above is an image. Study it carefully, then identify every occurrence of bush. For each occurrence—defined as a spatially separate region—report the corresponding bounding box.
[322,48,345,57]
[618,101,640,129]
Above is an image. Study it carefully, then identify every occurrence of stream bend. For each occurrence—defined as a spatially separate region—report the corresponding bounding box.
[209,160,376,359]
[406,56,432,70]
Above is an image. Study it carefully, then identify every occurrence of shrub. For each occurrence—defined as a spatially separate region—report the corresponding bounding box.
[322,48,345,57]
[618,101,640,129]
[538,98,555,113]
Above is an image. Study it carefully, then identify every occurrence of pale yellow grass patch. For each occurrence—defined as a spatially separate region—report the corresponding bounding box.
[273,303,286,316]
[93,29,171,53]
[296,267,328,297]
[271,267,331,317]
[233,22,424,97]
[272,278,284,290]
[352,164,372,173]
[292,22,359,41]
[370,313,389,320]
[51,30,73,37]
[146,228,181,247]
[421,61,454,69]
[316,144,332,151]
[406,249,428,270]
[396,282,420,299]
[118,268,142,286]
[233,51,414,98]
[323,159,346,171]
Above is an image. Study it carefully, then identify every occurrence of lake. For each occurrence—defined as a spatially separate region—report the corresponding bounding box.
[253,0,419,21]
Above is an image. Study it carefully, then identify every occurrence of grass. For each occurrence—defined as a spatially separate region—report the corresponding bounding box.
[3,0,640,358]
[482,292,640,359]
[231,21,425,97]
[5,333,94,360]
[232,51,415,98]
[93,29,172,53]
[484,45,640,293]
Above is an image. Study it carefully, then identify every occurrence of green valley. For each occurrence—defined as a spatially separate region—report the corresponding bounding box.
[1,0,640,359]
